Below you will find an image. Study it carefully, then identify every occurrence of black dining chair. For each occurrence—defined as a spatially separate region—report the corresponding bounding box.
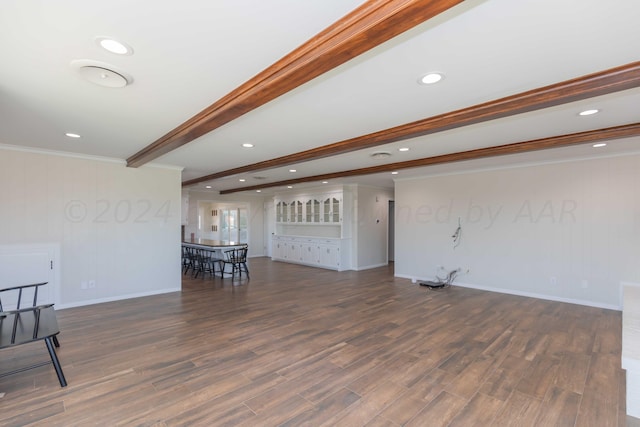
[219,245,249,280]
[182,246,198,275]
[194,248,219,280]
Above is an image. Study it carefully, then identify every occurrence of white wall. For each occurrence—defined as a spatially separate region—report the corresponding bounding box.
[0,147,182,308]
[395,154,640,309]
[353,185,394,270]
[184,190,266,257]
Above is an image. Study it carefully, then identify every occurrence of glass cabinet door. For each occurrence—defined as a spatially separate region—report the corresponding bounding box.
[332,197,340,222]
[290,202,296,222]
[305,200,312,222]
[323,198,331,222]
[295,201,303,222]
[313,199,320,222]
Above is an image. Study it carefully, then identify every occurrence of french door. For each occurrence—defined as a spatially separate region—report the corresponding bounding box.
[220,208,248,243]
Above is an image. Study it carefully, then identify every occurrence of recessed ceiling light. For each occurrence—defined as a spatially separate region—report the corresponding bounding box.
[65,132,81,138]
[391,171,399,175]
[592,143,607,148]
[579,109,599,116]
[256,190,262,193]
[239,178,246,182]
[322,181,329,184]
[205,185,212,189]
[287,186,293,189]
[419,72,444,85]
[289,169,297,173]
[398,147,409,152]
[242,143,254,148]
[96,37,133,55]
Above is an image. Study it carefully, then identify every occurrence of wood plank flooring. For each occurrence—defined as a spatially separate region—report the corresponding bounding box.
[0,258,633,426]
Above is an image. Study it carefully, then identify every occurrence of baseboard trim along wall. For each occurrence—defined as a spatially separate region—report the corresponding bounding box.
[353,262,389,271]
[395,274,620,311]
[56,287,182,310]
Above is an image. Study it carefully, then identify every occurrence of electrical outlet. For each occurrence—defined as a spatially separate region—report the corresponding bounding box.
[88,280,96,289]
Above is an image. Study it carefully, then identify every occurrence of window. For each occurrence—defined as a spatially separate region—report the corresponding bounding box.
[220,208,248,243]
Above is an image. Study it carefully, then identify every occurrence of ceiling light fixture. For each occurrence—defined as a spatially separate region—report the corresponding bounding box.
[370,151,391,159]
[322,181,329,184]
[70,60,133,88]
[398,147,409,152]
[239,178,246,182]
[592,143,607,148]
[419,72,444,85]
[96,37,133,55]
[289,169,297,173]
[287,186,293,189]
[205,185,212,189]
[242,143,254,148]
[256,190,262,193]
[579,109,599,116]
[65,132,81,138]
[391,171,399,175]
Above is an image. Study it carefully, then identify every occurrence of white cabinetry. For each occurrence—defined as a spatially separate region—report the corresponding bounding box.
[275,192,342,225]
[318,242,340,268]
[272,236,343,270]
[272,187,351,271]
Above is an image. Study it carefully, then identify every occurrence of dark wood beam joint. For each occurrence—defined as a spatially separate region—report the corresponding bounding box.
[217,123,640,194]
[127,0,464,167]
[184,61,640,187]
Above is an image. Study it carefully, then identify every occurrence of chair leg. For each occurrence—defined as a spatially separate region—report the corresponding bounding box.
[45,336,67,387]
[243,262,250,279]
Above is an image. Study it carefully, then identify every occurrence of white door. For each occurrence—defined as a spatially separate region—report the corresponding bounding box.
[0,243,59,308]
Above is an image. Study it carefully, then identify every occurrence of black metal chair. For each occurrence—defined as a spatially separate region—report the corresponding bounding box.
[0,303,66,387]
[193,248,220,279]
[219,245,249,280]
[0,282,59,347]
[182,246,200,276]
[182,245,191,274]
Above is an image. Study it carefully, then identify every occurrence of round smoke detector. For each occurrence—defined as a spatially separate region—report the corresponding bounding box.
[370,151,392,159]
[70,59,133,88]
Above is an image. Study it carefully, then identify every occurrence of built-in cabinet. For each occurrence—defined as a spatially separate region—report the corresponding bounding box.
[272,189,351,271]
[275,193,342,225]
[272,236,342,270]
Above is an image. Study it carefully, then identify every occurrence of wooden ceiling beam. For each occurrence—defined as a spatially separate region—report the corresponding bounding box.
[126,0,464,168]
[218,123,640,194]
[184,61,640,187]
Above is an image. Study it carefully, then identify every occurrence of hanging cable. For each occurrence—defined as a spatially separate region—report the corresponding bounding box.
[452,217,462,248]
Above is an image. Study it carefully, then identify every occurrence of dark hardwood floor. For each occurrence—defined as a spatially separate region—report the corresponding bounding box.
[0,257,633,426]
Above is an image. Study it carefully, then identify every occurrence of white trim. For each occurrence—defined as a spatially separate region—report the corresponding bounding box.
[394,148,640,183]
[353,262,388,271]
[0,143,183,171]
[56,287,181,310]
[395,274,620,310]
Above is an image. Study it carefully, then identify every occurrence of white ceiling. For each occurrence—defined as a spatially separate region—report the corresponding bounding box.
[1,0,639,195]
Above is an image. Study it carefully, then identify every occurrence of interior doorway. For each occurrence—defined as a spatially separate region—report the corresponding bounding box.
[388,200,395,262]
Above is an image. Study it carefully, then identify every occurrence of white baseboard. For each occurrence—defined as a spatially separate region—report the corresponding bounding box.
[395,274,620,310]
[56,287,181,310]
[353,262,389,271]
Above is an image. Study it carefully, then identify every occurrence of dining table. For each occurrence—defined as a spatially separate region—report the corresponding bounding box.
[182,238,246,277]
